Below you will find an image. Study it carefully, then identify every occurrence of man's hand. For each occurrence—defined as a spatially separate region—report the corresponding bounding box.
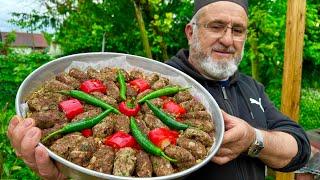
[7,115,65,180]
[212,110,255,165]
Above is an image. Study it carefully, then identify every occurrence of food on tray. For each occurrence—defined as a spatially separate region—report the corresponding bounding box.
[25,67,215,177]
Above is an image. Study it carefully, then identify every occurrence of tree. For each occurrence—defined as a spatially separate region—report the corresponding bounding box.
[0,31,16,55]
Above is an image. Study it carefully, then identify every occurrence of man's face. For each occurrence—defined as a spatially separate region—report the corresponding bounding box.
[186,1,248,80]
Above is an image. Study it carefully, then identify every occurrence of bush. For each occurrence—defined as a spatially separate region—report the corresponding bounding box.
[299,88,320,130]
[266,86,320,130]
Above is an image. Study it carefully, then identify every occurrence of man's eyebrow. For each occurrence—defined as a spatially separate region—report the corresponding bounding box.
[232,22,246,28]
[208,19,228,24]
[207,19,246,27]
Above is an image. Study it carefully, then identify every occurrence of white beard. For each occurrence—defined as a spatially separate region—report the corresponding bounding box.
[200,55,239,80]
[190,30,244,80]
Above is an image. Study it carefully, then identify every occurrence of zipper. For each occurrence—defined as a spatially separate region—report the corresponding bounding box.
[220,86,234,115]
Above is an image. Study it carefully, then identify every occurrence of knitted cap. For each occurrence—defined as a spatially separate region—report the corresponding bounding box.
[194,0,248,15]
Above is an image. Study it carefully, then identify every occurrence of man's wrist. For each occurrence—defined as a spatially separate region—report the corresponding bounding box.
[247,128,265,157]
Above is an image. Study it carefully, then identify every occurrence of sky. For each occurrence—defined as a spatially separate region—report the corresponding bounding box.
[0,0,48,33]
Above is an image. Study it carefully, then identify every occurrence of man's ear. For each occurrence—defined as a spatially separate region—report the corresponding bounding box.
[185,23,194,45]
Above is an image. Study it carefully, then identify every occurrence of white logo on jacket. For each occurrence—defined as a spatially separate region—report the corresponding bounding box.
[249,98,265,112]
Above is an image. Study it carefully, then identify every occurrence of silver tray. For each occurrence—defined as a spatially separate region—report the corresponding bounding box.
[15,52,224,180]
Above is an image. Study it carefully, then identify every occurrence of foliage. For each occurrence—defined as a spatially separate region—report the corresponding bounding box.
[266,86,320,131]
[3,0,320,178]
[0,31,17,55]
[0,53,52,108]
[299,88,320,130]
[240,0,320,89]
[0,52,51,179]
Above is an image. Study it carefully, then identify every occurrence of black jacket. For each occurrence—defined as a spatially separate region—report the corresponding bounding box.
[166,49,311,180]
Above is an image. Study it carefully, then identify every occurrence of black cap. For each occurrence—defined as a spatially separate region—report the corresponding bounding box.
[194,0,248,15]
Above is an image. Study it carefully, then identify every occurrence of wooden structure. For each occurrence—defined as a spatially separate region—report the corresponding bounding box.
[276,0,306,179]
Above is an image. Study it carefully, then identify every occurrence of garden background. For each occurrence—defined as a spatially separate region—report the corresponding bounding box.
[0,0,319,179]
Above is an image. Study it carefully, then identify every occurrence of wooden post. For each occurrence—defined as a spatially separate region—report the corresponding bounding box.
[276,0,306,180]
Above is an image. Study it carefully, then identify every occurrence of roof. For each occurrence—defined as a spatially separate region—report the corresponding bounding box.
[0,32,48,48]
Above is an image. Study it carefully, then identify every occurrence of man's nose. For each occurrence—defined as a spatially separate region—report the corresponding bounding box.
[219,28,233,47]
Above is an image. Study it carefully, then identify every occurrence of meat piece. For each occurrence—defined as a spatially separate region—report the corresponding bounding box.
[164,144,195,162]
[29,110,66,129]
[90,92,118,107]
[56,72,80,88]
[135,117,150,135]
[83,104,101,112]
[151,77,169,90]
[135,151,152,177]
[87,146,115,174]
[129,69,144,80]
[164,144,196,170]
[41,123,65,146]
[68,68,88,82]
[69,137,97,166]
[150,156,174,176]
[113,147,136,176]
[145,73,159,85]
[100,67,117,81]
[177,137,207,160]
[181,111,211,121]
[126,84,138,98]
[104,81,120,101]
[93,116,114,138]
[136,89,153,102]
[180,99,205,112]
[182,118,214,133]
[50,132,85,159]
[143,114,167,130]
[183,128,213,146]
[72,109,102,122]
[208,131,215,139]
[113,114,130,133]
[87,67,108,82]
[174,91,193,103]
[44,80,73,92]
[28,92,66,111]
[141,98,164,114]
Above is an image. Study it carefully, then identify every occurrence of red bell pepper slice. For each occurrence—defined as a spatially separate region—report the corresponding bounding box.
[81,129,93,137]
[80,79,107,94]
[163,101,186,117]
[148,128,179,149]
[118,101,140,116]
[104,131,138,149]
[129,79,150,93]
[59,99,84,119]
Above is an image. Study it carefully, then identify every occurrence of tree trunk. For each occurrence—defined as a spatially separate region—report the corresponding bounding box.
[153,25,168,61]
[251,56,259,81]
[276,0,306,179]
[101,32,106,52]
[250,31,261,82]
[133,0,152,59]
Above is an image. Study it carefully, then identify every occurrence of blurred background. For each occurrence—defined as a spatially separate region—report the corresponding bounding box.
[0,0,319,179]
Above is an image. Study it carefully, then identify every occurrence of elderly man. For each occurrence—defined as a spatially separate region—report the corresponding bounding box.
[166,0,310,179]
[7,0,310,179]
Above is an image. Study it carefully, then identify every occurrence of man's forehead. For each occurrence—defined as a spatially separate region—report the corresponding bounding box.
[198,1,248,24]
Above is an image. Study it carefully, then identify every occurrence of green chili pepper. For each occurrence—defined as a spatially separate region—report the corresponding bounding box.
[42,109,113,142]
[130,117,177,163]
[117,70,126,101]
[146,100,189,130]
[138,86,190,103]
[59,90,120,114]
